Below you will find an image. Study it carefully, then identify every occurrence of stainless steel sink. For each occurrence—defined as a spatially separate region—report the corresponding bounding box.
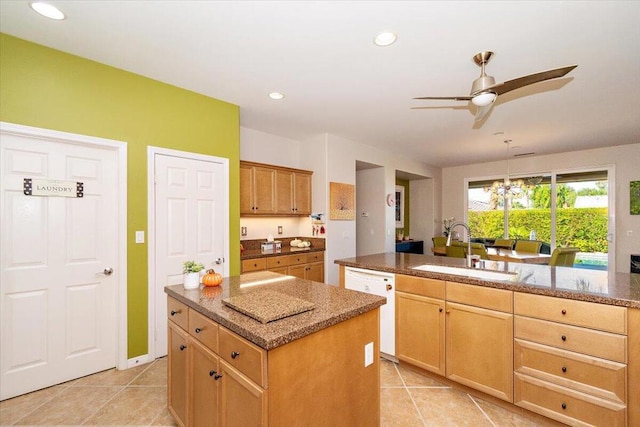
[411,264,517,282]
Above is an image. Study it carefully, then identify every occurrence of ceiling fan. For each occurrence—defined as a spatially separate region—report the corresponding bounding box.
[413,51,577,122]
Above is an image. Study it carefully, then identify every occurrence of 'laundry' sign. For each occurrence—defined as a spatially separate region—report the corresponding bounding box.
[23,178,84,198]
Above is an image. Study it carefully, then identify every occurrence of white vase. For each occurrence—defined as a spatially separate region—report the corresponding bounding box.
[183,272,200,290]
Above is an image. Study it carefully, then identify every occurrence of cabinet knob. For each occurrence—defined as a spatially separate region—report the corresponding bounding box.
[170,310,180,316]
[439,308,443,313]
[562,366,567,373]
[231,351,240,359]
[209,370,217,377]
[561,335,567,341]
[445,310,451,314]
[180,344,187,351]
[214,374,223,380]
[561,309,567,315]
[561,403,567,410]
[195,327,203,334]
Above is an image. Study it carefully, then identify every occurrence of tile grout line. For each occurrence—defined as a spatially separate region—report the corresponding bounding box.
[5,383,70,425]
[79,359,161,425]
[392,362,429,427]
[467,393,498,427]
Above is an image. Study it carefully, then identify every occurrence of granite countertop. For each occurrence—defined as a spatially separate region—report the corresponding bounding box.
[165,271,385,350]
[241,245,325,260]
[335,253,640,309]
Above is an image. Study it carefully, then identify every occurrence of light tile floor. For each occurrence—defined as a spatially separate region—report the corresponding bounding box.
[1,357,559,426]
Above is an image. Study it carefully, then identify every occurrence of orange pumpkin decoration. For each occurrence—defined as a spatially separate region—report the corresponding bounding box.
[202,269,223,287]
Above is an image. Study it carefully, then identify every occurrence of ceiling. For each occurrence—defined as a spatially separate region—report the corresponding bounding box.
[1,1,639,167]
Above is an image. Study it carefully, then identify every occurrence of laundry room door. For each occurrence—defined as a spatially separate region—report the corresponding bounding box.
[152,150,228,358]
[0,124,123,400]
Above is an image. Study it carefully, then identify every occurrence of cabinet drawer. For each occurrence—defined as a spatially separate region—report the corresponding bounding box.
[219,327,267,388]
[514,293,627,334]
[515,316,627,363]
[305,251,324,264]
[287,253,308,266]
[266,255,292,269]
[446,281,512,313]
[514,373,626,427]
[515,339,627,404]
[188,309,219,353]
[395,275,445,300]
[167,297,189,330]
[242,258,267,272]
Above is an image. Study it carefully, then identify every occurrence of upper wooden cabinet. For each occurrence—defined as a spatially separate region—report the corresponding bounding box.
[240,162,276,215]
[241,161,312,216]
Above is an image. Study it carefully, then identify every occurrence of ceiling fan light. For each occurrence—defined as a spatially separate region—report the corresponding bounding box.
[373,32,397,47]
[472,92,496,107]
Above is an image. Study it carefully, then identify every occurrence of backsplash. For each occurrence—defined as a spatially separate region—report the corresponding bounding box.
[241,237,326,251]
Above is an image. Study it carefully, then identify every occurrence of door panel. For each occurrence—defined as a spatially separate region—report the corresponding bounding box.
[154,154,226,358]
[1,128,119,400]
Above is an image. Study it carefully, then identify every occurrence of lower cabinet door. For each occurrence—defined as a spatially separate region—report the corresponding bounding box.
[218,360,267,427]
[305,262,324,282]
[190,339,220,427]
[396,292,445,375]
[445,302,514,402]
[168,322,189,427]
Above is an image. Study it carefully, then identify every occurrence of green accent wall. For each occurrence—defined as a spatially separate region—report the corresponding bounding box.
[395,178,410,235]
[0,34,241,359]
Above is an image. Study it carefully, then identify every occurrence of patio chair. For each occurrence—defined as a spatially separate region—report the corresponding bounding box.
[549,247,579,267]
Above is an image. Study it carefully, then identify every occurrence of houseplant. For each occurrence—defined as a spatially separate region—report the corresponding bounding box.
[183,260,205,289]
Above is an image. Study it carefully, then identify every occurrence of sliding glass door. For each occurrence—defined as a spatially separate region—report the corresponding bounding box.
[467,169,611,271]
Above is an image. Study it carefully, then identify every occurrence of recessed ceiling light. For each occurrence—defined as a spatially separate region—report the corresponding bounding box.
[30,2,66,20]
[268,92,284,100]
[374,32,397,47]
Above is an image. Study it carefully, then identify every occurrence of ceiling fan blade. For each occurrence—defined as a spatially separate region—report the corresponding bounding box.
[474,102,494,122]
[413,96,472,102]
[487,65,577,96]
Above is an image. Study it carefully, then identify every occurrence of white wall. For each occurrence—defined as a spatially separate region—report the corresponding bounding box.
[441,143,640,272]
[356,167,386,256]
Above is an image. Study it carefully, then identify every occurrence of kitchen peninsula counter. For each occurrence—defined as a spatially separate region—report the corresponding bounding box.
[335,252,640,308]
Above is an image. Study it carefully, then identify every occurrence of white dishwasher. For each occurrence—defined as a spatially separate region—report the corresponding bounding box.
[344,267,395,359]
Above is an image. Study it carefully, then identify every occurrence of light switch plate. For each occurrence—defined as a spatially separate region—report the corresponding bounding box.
[135,230,144,244]
[364,342,374,367]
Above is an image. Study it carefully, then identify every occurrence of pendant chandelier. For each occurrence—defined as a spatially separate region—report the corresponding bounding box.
[484,140,533,202]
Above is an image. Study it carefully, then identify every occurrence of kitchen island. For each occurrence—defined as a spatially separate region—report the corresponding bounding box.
[336,253,640,427]
[165,271,385,426]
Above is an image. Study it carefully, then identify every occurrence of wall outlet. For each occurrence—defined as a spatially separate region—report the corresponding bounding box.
[364,342,374,367]
[277,225,283,235]
[241,226,247,236]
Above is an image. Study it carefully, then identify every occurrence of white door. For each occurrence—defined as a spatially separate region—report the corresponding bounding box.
[1,126,121,400]
[153,152,227,357]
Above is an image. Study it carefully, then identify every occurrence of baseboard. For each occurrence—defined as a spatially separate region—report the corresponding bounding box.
[127,354,152,369]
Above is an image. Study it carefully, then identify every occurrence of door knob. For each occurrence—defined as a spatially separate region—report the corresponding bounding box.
[98,267,113,276]
[214,258,224,265]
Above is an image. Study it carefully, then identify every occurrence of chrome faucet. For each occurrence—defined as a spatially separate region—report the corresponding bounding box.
[446,222,473,267]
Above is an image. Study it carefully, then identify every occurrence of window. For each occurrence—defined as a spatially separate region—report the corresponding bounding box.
[467,169,610,270]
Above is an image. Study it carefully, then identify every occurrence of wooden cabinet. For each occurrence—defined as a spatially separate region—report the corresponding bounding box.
[240,163,276,215]
[395,275,445,375]
[395,277,512,401]
[241,161,312,216]
[168,322,189,426]
[514,292,628,426]
[275,169,312,215]
[167,295,380,426]
[167,298,266,427]
[445,282,513,402]
[241,251,324,282]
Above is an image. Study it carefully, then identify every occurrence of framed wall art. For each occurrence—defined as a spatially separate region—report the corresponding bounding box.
[329,182,355,220]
